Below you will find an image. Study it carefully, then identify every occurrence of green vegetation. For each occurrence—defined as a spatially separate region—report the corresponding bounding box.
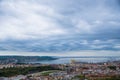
[72,75,85,80]
[0,66,60,77]
[41,70,59,76]
[108,66,116,70]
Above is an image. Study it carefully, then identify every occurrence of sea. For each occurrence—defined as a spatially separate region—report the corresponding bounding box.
[29,56,120,64]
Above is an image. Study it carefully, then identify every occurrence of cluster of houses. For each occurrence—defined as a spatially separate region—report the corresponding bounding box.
[0,60,120,80]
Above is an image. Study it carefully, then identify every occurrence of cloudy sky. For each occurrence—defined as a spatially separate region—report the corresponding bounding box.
[0,0,120,56]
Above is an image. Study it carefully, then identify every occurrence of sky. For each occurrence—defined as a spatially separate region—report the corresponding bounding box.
[0,0,120,56]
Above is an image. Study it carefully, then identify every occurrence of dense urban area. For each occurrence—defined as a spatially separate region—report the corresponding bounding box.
[0,56,120,80]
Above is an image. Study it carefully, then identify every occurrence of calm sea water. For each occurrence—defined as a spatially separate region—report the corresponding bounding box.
[30,57,120,64]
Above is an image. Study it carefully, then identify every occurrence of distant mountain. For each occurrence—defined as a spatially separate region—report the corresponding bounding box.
[0,56,58,64]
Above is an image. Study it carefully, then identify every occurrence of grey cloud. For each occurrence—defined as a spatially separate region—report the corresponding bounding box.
[0,0,120,53]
